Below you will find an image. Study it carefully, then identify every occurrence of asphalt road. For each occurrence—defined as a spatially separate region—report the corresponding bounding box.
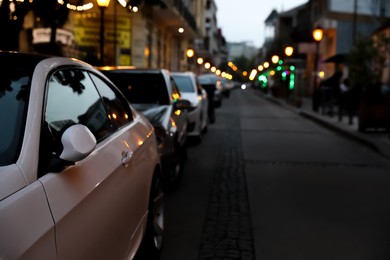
[159,88,390,260]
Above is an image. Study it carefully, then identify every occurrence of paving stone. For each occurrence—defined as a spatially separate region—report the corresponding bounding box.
[198,115,255,259]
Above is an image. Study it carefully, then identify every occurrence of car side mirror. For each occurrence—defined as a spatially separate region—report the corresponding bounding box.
[60,124,97,163]
[174,99,191,110]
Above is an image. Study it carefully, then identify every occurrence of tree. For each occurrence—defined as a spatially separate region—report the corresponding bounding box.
[348,32,390,89]
[33,0,70,55]
[0,0,32,51]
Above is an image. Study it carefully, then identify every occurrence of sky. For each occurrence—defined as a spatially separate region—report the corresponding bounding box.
[214,0,308,48]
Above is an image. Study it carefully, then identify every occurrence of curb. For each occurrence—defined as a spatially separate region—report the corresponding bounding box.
[299,110,380,153]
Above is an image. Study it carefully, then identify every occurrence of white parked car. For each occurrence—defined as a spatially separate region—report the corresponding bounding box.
[0,51,163,259]
[171,71,209,143]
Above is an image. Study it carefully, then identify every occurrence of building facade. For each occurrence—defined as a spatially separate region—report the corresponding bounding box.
[265,0,390,98]
[16,0,205,71]
[311,0,390,79]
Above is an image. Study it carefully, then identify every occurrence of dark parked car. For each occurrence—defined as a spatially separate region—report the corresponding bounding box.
[197,73,225,123]
[98,67,190,190]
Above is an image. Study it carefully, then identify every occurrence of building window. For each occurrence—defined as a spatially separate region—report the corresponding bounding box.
[206,0,211,9]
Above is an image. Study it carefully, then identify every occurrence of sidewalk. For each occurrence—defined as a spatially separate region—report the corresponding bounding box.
[261,93,390,160]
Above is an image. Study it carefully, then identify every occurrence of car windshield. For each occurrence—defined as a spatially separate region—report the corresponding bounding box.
[172,75,194,93]
[0,69,31,166]
[102,71,170,105]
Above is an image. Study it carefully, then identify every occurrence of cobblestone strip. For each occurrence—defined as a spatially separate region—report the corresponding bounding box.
[198,116,255,260]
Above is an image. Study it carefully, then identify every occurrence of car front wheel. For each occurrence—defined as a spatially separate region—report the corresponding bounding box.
[134,174,164,259]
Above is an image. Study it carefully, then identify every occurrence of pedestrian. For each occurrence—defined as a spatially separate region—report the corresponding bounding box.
[320,70,343,115]
[337,78,355,124]
[339,78,349,93]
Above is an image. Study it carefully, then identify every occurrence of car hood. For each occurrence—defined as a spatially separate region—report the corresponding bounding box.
[133,104,171,127]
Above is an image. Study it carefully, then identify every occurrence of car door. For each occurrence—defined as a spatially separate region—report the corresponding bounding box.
[196,79,209,128]
[38,68,154,260]
[170,77,188,146]
[0,63,57,260]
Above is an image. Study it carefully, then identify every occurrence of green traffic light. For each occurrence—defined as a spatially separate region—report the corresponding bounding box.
[258,75,268,88]
[289,73,295,90]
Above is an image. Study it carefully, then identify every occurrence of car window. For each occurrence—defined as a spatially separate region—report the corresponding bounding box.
[172,75,195,93]
[89,73,133,128]
[170,78,181,101]
[45,69,113,143]
[102,71,170,105]
[0,71,30,166]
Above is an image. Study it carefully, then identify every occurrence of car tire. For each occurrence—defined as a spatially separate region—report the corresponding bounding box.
[134,174,164,260]
[180,143,188,162]
[209,111,216,124]
[163,144,185,191]
[202,125,208,134]
[192,134,202,145]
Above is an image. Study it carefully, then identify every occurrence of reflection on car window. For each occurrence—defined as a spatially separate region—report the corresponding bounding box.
[89,73,133,128]
[102,71,170,105]
[172,75,195,93]
[0,73,30,166]
[170,78,181,101]
[45,69,112,143]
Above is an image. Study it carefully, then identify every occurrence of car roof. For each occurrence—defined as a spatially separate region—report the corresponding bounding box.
[198,73,220,79]
[96,66,169,74]
[170,71,194,76]
[0,51,97,72]
[0,51,52,70]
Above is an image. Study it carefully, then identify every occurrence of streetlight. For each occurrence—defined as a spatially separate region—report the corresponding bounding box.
[284,46,294,57]
[186,48,194,71]
[186,48,194,59]
[97,0,110,65]
[271,55,279,64]
[312,26,324,42]
[312,25,324,112]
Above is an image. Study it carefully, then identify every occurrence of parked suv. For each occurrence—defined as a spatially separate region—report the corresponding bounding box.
[99,67,190,190]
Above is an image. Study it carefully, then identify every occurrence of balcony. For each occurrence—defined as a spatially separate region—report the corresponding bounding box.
[151,0,198,39]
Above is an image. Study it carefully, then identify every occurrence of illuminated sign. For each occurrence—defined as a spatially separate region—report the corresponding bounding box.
[32,28,74,46]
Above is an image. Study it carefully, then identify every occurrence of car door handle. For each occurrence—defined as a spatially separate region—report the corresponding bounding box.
[121,151,133,167]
